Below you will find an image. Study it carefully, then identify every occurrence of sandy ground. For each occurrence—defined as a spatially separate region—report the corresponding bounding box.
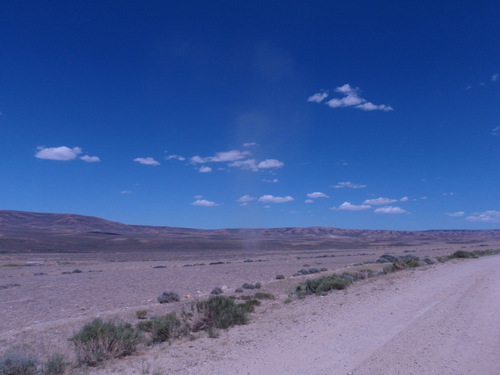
[1,245,499,374]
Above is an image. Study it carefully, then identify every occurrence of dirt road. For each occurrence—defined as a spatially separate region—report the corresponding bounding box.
[113,256,500,375]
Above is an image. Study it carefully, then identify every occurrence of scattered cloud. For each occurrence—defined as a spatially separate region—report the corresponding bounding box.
[310,84,393,112]
[257,159,284,169]
[363,197,398,205]
[199,166,212,173]
[307,192,329,199]
[305,199,314,204]
[307,92,328,103]
[134,157,160,166]
[334,202,371,211]
[120,190,132,194]
[194,195,203,199]
[237,195,255,203]
[243,142,258,147]
[442,192,455,196]
[492,126,499,136]
[229,159,258,171]
[191,150,249,164]
[258,195,294,203]
[445,211,465,217]
[263,178,278,183]
[80,155,101,162]
[421,196,428,200]
[333,181,366,189]
[466,210,500,223]
[492,73,499,82]
[400,196,409,202]
[166,154,186,161]
[35,146,82,161]
[374,206,406,214]
[191,199,219,207]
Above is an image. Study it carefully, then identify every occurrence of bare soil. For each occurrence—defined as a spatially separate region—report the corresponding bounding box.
[1,242,499,374]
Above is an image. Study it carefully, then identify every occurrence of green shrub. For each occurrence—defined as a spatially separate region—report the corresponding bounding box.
[192,296,249,331]
[136,320,153,333]
[136,310,148,320]
[157,291,180,304]
[151,313,190,343]
[42,354,66,375]
[0,353,38,375]
[276,274,285,280]
[70,318,142,366]
[448,250,477,259]
[296,274,352,297]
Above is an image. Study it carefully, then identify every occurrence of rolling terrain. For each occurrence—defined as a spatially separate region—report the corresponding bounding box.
[1,210,499,253]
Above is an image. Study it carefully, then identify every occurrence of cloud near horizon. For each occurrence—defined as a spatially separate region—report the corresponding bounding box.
[134,157,160,166]
[258,195,294,203]
[466,210,500,223]
[374,206,406,214]
[334,202,371,211]
[309,84,393,112]
[191,199,219,207]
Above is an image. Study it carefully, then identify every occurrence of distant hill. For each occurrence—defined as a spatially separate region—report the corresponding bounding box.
[0,210,499,253]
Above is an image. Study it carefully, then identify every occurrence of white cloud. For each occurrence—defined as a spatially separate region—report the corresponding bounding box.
[492,73,499,82]
[400,196,409,202]
[466,210,500,223]
[333,181,367,189]
[307,92,328,103]
[263,178,278,183]
[191,150,250,164]
[120,190,132,194]
[229,159,258,171]
[363,197,398,205]
[334,202,371,211]
[191,199,219,207]
[166,154,186,161]
[238,195,255,202]
[243,142,258,147]
[305,199,314,204]
[311,83,393,112]
[194,195,203,199]
[35,146,82,161]
[257,159,284,169]
[492,126,499,136]
[258,195,294,203]
[374,206,406,214]
[445,211,465,217]
[307,192,329,199]
[199,166,212,173]
[80,155,100,162]
[134,157,160,166]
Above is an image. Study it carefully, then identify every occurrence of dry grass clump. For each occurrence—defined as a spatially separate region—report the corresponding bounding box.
[70,318,142,366]
[296,274,353,298]
[150,312,190,344]
[0,353,38,375]
[157,291,180,304]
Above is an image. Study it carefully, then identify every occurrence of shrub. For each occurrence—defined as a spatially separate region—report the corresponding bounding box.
[70,318,142,366]
[157,291,180,304]
[42,354,66,375]
[448,250,477,259]
[275,274,285,280]
[136,320,153,333]
[234,287,243,293]
[136,310,148,319]
[211,287,223,295]
[151,313,190,343]
[0,353,38,375]
[296,274,352,297]
[242,283,255,290]
[192,296,249,331]
[254,282,262,289]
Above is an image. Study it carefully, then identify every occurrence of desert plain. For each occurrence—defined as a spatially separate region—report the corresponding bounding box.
[1,210,499,374]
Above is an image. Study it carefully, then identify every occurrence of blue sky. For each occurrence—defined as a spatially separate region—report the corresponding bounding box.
[1,1,499,230]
